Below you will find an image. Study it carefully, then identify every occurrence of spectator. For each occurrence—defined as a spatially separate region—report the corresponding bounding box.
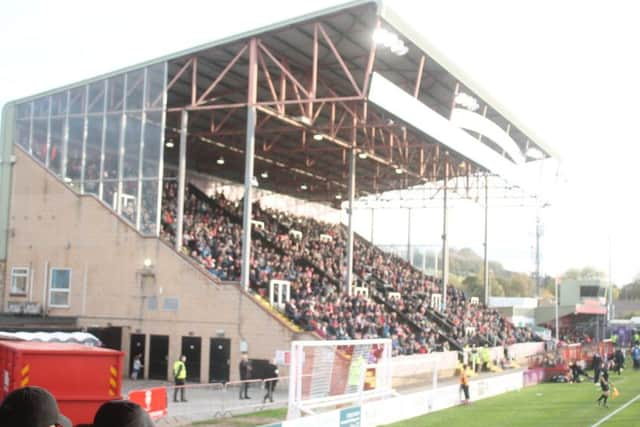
[91,400,154,427]
[0,386,71,427]
[161,182,535,354]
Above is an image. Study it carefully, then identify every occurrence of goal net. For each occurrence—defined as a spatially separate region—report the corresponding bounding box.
[287,338,393,419]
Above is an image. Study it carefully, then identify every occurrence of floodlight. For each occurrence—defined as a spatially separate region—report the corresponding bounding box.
[373,28,408,56]
[525,147,544,160]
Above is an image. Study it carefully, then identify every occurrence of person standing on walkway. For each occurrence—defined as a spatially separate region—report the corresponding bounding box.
[263,359,279,403]
[173,355,188,402]
[131,354,143,380]
[239,352,252,399]
[459,364,470,404]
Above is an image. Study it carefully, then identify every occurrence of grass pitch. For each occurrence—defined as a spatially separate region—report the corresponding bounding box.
[385,368,640,427]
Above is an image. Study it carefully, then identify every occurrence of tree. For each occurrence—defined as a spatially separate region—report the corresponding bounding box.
[612,285,620,301]
[540,288,555,304]
[506,273,534,297]
[462,275,483,298]
[562,267,606,281]
[620,281,640,300]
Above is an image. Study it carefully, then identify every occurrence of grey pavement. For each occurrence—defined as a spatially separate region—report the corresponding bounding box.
[123,378,290,426]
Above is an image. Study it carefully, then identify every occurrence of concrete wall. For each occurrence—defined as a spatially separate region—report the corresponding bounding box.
[3,148,313,382]
[0,104,15,263]
[0,261,5,308]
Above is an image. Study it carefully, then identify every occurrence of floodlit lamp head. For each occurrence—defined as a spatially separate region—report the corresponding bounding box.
[293,115,312,126]
[395,167,404,174]
[313,133,324,141]
[373,28,408,56]
[165,140,175,148]
[217,156,225,165]
[358,152,368,159]
[260,171,269,179]
[335,194,342,200]
[397,46,409,56]
[300,184,308,190]
[525,147,544,160]
[143,258,152,268]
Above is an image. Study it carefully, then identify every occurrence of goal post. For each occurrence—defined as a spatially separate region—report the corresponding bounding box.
[287,338,393,420]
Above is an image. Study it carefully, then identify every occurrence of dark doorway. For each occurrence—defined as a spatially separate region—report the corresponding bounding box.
[149,335,169,380]
[129,334,146,379]
[88,327,122,350]
[209,338,230,383]
[181,336,201,382]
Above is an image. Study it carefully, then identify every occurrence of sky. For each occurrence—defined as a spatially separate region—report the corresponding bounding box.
[1,0,639,285]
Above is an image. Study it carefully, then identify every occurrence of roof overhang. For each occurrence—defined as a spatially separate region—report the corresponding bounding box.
[6,0,556,204]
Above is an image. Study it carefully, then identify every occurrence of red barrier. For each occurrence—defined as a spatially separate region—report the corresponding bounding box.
[559,343,582,363]
[128,387,168,420]
[598,340,614,358]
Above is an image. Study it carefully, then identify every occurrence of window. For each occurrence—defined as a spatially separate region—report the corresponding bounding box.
[49,268,71,307]
[162,297,179,311]
[580,286,600,298]
[10,267,29,295]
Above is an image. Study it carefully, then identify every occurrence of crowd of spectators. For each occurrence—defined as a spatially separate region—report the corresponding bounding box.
[160,182,535,352]
[159,184,431,354]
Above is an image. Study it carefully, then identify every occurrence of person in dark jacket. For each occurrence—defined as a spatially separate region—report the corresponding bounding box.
[592,352,602,384]
[263,359,279,403]
[239,352,252,399]
[614,349,625,375]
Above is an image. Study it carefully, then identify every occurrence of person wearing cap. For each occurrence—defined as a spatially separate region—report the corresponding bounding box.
[173,355,188,403]
[0,386,72,427]
[91,400,154,427]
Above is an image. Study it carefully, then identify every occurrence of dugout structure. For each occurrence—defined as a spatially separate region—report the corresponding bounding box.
[0,0,555,309]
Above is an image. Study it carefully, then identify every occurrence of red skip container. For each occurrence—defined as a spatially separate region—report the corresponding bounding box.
[0,340,123,426]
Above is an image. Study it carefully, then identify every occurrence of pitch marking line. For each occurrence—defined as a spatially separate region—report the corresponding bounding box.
[591,391,640,427]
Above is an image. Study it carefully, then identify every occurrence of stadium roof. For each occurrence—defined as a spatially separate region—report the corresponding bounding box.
[10,0,555,205]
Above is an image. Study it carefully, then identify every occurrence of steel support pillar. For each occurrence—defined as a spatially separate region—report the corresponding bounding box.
[555,277,559,342]
[483,174,490,306]
[535,215,542,298]
[370,208,375,244]
[241,38,259,292]
[175,110,188,252]
[441,161,449,311]
[345,147,356,296]
[407,208,412,263]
